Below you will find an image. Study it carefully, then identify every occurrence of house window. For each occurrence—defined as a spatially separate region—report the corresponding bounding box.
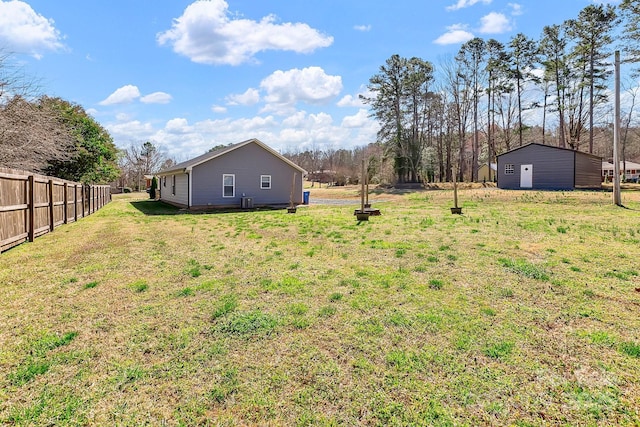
[260,175,271,189]
[505,164,515,175]
[223,174,235,198]
[172,175,176,195]
[163,176,166,187]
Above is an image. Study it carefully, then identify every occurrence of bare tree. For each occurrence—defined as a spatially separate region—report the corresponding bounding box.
[121,141,168,190]
[0,50,65,172]
[621,79,640,177]
[0,95,75,172]
[439,56,472,181]
[0,49,42,101]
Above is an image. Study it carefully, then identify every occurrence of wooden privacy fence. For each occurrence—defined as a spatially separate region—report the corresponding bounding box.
[0,167,111,253]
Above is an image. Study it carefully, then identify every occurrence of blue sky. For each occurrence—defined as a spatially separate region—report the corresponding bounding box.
[0,0,624,161]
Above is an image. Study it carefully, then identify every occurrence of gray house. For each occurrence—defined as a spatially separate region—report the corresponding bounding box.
[156,139,306,209]
[497,143,601,190]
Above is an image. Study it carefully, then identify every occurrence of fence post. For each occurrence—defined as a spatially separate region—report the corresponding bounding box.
[28,174,35,242]
[64,182,68,224]
[74,184,79,221]
[49,179,55,232]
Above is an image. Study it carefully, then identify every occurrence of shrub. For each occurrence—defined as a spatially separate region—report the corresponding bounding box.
[149,177,158,199]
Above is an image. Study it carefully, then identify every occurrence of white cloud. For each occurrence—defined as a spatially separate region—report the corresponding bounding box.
[99,85,141,105]
[226,88,260,105]
[260,66,342,113]
[282,111,308,127]
[108,120,155,140]
[508,3,523,16]
[446,0,492,11]
[157,0,333,66]
[141,92,173,104]
[341,109,371,128]
[106,109,379,160]
[354,24,372,32]
[433,24,474,45]
[337,94,364,108]
[165,118,192,134]
[211,105,227,113]
[0,0,65,58]
[479,12,512,34]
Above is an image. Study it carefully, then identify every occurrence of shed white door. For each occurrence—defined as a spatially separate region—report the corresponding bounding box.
[520,164,533,188]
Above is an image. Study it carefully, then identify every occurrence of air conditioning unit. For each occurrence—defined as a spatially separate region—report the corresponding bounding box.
[241,197,253,208]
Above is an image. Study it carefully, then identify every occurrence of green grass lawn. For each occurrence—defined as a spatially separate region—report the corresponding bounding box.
[1,188,639,426]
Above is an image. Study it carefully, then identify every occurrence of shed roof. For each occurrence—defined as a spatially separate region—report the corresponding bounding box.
[157,138,306,176]
[497,142,602,160]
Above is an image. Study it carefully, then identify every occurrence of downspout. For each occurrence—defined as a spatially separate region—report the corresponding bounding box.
[186,167,192,208]
[573,153,576,189]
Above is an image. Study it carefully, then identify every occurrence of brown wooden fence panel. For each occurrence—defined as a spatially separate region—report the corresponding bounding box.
[0,169,29,251]
[0,167,110,253]
[33,177,50,239]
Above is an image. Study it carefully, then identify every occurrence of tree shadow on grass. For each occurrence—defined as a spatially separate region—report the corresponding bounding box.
[130,199,290,216]
[130,200,182,215]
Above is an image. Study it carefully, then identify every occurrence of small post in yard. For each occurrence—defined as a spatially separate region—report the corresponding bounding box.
[355,158,370,221]
[451,165,462,214]
[613,50,622,207]
[364,163,370,209]
[288,172,297,213]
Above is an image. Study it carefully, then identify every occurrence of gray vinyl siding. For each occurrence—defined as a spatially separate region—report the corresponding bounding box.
[574,153,602,188]
[160,173,189,206]
[191,142,302,207]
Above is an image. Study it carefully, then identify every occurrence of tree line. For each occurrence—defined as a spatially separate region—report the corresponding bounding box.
[360,1,640,183]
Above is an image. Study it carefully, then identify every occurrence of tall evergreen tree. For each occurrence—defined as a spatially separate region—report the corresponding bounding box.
[619,0,640,77]
[362,54,434,183]
[507,33,539,147]
[485,39,509,174]
[566,4,618,153]
[403,57,435,182]
[540,24,570,148]
[456,38,486,181]
[361,54,406,182]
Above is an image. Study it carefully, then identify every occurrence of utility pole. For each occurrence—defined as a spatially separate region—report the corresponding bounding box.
[613,51,622,206]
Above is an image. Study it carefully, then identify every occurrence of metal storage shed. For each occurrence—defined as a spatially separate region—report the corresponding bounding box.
[496,143,602,190]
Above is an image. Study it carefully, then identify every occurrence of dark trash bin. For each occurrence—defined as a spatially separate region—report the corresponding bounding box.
[303,191,310,205]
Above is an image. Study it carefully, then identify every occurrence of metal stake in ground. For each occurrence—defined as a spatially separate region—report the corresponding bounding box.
[355,158,370,221]
[451,166,462,214]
